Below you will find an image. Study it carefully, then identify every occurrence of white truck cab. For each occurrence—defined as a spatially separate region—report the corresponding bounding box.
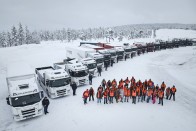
[80,58,97,76]
[66,46,98,76]
[35,66,71,98]
[6,63,44,121]
[54,58,89,86]
[86,52,104,68]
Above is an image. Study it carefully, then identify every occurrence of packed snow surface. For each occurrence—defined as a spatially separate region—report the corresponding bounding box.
[0,29,196,131]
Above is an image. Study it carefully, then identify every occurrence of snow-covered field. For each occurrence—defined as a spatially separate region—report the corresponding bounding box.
[0,29,196,131]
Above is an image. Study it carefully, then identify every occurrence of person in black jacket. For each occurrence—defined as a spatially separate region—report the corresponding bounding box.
[71,82,77,96]
[97,67,102,76]
[105,62,108,71]
[42,97,50,115]
[89,73,93,85]
[111,59,114,67]
[89,87,94,101]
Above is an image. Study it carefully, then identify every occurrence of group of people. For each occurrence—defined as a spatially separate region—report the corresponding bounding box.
[82,77,177,106]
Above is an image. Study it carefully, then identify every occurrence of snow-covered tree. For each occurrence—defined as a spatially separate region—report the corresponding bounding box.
[67,29,71,42]
[18,23,25,45]
[0,32,7,47]
[31,31,40,44]
[11,26,18,46]
[25,26,31,44]
[6,32,12,47]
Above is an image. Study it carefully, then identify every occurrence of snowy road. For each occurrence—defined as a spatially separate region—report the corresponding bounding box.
[0,43,196,131]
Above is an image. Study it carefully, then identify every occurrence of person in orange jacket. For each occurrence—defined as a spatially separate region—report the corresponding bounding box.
[169,85,177,101]
[96,90,103,104]
[131,76,135,84]
[136,84,141,102]
[83,89,89,105]
[109,88,115,103]
[112,79,117,87]
[103,89,108,104]
[155,84,159,90]
[147,79,153,89]
[144,79,148,89]
[158,90,164,106]
[141,88,147,102]
[146,89,153,103]
[152,89,156,104]
[124,86,130,102]
[124,77,130,87]
[115,88,120,103]
[166,87,171,100]
[161,81,166,91]
[132,89,137,104]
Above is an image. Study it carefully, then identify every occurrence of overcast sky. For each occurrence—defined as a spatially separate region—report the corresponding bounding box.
[0,0,196,31]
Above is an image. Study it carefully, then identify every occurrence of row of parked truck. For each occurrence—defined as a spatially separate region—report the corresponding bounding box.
[5,38,195,121]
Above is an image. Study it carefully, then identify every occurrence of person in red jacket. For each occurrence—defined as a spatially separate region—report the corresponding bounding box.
[124,87,131,102]
[166,87,171,100]
[158,90,164,106]
[83,89,89,105]
[103,89,108,104]
[124,77,130,87]
[141,88,147,102]
[109,88,115,104]
[169,85,177,101]
[161,81,166,91]
[132,89,137,104]
[146,89,153,103]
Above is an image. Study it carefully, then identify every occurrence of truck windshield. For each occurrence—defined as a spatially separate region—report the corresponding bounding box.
[87,63,97,69]
[110,52,116,56]
[70,70,88,77]
[125,48,132,52]
[11,93,41,107]
[116,51,124,55]
[96,58,104,64]
[131,48,137,52]
[50,78,71,87]
[104,55,111,60]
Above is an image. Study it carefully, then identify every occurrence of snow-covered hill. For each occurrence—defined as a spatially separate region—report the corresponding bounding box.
[0,29,196,131]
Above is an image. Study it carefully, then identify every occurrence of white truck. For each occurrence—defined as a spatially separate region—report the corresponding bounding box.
[35,66,71,98]
[86,52,104,68]
[66,46,98,76]
[81,44,111,66]
[6,63,44,121]
[79,42,105,68]
[107,48,117,63]
[54,58,89,86]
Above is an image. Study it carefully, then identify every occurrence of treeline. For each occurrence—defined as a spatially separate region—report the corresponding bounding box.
[0,23,196,48]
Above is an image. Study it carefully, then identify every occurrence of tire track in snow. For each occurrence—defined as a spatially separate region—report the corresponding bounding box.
[148,61,196,115]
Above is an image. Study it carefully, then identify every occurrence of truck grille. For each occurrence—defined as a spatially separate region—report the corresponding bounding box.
[57,89,66,96]
[79,79,86,84]
[22,108,35,118]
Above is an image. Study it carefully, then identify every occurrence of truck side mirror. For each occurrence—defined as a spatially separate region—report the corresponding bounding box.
[46,79,49,87]
[40,91,44,99]
[6,97,10,105]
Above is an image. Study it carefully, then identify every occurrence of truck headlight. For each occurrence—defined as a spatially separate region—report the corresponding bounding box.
[38,109,43,113]
[14,114,20,119]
